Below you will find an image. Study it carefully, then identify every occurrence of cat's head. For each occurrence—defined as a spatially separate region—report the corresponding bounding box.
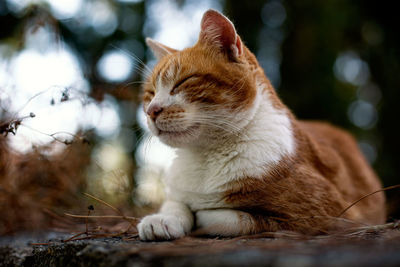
[143,10,267,148]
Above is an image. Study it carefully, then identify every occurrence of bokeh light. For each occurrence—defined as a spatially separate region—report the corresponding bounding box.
[334,51,370,86]
[47,0,83,20]
[257,1,286,88]
[358,140,377,164]
[97,50,134,83]
[348,100,378,129]
[117,0,143,3]
[87,1,118,36]
[261,1,286,28]
[143,0,223,50]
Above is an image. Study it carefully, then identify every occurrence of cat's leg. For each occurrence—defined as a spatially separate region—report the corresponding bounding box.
[195,209,261,236]
[138,200,194,241]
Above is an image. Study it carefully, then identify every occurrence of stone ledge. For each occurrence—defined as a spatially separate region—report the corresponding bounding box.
[1,231,400,267]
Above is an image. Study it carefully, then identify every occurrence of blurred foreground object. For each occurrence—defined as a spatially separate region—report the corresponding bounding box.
[0,135,91,234]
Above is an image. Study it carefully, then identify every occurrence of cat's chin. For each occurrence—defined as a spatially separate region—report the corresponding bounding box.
[155,125,201,147]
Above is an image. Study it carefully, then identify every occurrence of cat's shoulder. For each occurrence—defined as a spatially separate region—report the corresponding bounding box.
[295,120,365,173]
[297,120,357,145]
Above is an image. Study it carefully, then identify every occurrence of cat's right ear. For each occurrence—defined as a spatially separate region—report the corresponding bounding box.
[199,10,243,61]
[146,38,178,60]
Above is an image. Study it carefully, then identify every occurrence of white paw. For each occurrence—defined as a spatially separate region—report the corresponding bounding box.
[195,210,212,229]
[195,209,249,237]
[196,209,238,228]
[138,214,187,241]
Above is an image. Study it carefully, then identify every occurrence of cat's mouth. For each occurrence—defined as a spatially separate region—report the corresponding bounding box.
[156,124,200,138]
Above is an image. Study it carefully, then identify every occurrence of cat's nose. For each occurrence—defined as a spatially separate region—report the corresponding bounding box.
[147,104,163,120]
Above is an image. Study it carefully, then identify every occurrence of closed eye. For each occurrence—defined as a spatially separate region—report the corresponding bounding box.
[170,75,199,95]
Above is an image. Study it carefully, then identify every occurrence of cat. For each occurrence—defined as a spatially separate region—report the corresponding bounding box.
[137,9,386,240]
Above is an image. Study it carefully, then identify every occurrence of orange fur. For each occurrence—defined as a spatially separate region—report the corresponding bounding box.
[223,121,386,234]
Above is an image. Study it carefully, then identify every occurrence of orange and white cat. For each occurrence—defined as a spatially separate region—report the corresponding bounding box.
[137,10,385,240]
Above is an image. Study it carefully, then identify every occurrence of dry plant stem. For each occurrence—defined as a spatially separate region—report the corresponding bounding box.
[62,227,102,242]
[301,215,367,226]
[85,209,90,233]
[31,242,53,246]
[342,221,399,232]
[84,193,120,213]
[83,193,139,228]
[64,225,134,242]
[20,123,79,144]
[67,232,127,241]
[62,194,140,243]
[63,232,87,242]
[337,184,400,218]
[65,214,139,221]
[267,215,365,227]
[12,87,53,117]
[314,221,400,239]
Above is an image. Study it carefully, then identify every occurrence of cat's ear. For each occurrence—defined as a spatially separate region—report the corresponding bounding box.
[199,9,243,60]
[146,38,178,60]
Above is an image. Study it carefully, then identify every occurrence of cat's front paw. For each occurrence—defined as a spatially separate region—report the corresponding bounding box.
[138,214,187,241]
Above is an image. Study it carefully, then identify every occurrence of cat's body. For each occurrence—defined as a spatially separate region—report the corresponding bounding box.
[138,10,385,240]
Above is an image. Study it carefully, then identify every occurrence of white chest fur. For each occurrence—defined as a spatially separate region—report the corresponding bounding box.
[164,89,295,211]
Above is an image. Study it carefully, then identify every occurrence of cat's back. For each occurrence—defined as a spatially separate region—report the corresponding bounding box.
[297,120,386,224]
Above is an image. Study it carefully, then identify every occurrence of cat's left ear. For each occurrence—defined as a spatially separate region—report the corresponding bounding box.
[146,38,178,60]
[199,10,243,60]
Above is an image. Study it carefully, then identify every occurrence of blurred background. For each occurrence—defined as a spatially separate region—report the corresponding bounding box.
[0,0,399,235]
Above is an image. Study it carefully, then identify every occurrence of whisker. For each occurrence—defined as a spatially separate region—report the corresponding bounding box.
[109,44,152,79]
[168,116,251,140]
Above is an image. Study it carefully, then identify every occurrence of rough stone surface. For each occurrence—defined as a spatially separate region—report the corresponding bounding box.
[1,231,400,267]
